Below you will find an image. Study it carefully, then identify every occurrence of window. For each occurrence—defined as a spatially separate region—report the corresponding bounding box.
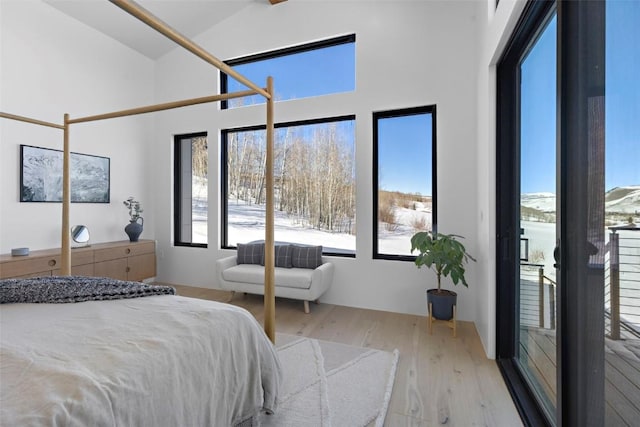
[373,106,437,260]
[221,35,355,109]
[174,132,208,247]
[222,116,356,255]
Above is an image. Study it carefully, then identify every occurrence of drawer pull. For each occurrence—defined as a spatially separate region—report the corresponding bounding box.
[48,259,56,267]
[125,248,131,254]
[126,267,131,273]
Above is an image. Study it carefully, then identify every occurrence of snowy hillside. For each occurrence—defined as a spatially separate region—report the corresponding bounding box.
[521,192,556,212]
[521,185,640,215]
[605,186,640,214]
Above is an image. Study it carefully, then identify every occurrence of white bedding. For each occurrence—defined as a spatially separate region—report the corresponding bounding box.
[0,295,281,426]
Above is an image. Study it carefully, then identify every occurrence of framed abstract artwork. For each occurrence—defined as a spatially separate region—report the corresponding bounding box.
[20,144,110,203]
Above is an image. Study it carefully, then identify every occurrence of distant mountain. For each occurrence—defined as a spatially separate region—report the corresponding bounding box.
[605,186,640,214]
[521,192,556,212]
[521,186,640,214]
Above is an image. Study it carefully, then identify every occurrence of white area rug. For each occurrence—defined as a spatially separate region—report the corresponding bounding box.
[260,334,399,427]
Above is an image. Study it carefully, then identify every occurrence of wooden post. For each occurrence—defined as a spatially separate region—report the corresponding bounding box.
[452,305,457,338]
[60,114,71,275]
[264,76,276,343]
[550,284,556,330]
[610,231,620,340]
[0,112,64,129]
[68,89,258,124]
[538,266,545,328]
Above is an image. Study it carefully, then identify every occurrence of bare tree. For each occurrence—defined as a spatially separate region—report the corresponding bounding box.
[226,122,356,234]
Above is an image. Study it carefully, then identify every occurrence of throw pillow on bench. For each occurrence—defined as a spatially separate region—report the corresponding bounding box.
[236,242,322,269]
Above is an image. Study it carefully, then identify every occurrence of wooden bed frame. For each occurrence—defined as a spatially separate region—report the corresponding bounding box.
[0,0,278,342]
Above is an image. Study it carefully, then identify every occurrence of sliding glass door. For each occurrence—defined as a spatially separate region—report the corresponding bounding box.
[495,0,638,425]
[496,3,560,425]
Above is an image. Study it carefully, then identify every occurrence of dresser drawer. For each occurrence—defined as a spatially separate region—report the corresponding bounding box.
[0,256,60,279]
[94,241,154,263]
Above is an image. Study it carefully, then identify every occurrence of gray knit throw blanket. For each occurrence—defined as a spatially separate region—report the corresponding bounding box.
[0,276,175,304]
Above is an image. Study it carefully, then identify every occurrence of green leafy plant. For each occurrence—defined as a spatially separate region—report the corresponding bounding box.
[410,232,476,292]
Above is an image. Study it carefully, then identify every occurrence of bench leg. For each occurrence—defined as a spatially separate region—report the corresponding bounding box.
[227,291,235,303]
[304,300,310,314]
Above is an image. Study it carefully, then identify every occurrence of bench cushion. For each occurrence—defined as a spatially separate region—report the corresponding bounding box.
[222,264,314,290]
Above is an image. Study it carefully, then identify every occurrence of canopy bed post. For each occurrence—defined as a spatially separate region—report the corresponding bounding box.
[264,76,276,343]
[0,113,64,130]
[67,90,259,124]
[61,113,71,275]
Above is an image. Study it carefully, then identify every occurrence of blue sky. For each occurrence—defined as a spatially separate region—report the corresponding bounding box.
[521,2,639,194]
[377,114,432,195]
[604,0,640,191]
[227,43,355,106]
[520,15,557,194]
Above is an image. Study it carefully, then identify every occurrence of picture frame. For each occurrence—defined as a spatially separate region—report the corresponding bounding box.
[20,144,110,203]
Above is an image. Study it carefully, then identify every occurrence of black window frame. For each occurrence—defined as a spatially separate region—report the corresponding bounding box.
[496,3,558,424]
[174,131,208,248]
[372,105,437,261]
[221,115,357,257]
[220,34,356,109]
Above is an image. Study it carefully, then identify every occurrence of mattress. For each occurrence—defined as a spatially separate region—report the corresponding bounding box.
[0,292,281,426]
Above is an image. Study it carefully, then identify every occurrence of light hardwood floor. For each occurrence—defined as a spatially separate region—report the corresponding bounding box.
[171,285,523,426]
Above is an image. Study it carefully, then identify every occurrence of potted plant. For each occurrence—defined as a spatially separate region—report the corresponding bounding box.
[410,231,476,321]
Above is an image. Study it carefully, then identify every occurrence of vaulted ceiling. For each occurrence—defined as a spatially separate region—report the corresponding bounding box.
[43,0,282,59]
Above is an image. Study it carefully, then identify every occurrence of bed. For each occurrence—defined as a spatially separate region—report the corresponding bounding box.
[0,277,281,426]
[1,1,285,421]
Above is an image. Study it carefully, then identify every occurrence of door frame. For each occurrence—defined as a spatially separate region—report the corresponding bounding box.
[495,1,606,425]
[496,1,557,424]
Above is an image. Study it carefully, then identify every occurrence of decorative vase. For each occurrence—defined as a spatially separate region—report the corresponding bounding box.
[125,217,143,242]
[427,289,457,320]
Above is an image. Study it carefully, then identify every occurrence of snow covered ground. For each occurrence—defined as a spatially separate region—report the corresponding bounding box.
[191,197,431,255]
[226,201,356,253]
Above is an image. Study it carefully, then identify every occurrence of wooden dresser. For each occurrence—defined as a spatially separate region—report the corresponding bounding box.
[0,240,156,282]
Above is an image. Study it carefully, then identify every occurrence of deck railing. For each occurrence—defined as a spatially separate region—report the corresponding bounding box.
[605,227,640,339]
[520,226,638,335]
[520,263,556,329]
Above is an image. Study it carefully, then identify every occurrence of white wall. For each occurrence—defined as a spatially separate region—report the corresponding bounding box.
[152,1,482,321]
[474,0,527,357]
[0,1,155,253]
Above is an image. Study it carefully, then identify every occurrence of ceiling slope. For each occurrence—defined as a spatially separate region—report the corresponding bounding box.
[43,0,256,59]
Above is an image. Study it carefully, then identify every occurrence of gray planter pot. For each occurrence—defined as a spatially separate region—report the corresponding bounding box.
[427,289,457,320]
[125,218,143,242]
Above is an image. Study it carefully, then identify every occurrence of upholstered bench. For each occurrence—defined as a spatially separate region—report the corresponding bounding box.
[215,242,334,313]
